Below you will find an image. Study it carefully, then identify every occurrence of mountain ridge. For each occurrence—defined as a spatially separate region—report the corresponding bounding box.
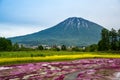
[9,17,104,46]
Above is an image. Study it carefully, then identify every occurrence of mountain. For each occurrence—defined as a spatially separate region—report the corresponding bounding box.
[9,17,104,46]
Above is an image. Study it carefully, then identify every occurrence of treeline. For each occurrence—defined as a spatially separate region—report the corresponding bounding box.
[0,37,69,51]
[86,28,120,52]
[0,37,33,51]
[98,28,120,51]
[37,45,67,51]
[0,28,119,52]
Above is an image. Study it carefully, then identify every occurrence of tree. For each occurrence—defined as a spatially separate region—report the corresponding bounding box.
[72,46,80,51]
[118,29,120,50]
[19,44,27,51]
[109,28,118,50]
[51,45,60,51]
[98,28,120,51]
[13,43,19,51]
[38,45,44,50]
[98,40,103,51]
[98,28,110,51]
[89,44,98,52]
[61,45,66,50]
[0,37,12,51]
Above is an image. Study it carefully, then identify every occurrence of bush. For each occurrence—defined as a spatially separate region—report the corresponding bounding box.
[72,47,80,51]
[38,45,44,50]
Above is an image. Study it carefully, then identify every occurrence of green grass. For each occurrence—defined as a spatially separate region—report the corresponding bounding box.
[0,50,93,58]
[0,50,120,66]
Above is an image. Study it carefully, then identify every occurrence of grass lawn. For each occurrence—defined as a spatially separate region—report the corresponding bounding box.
[0,50,120,65]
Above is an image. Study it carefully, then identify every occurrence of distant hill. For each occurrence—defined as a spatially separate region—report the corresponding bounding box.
[9,17,104,46]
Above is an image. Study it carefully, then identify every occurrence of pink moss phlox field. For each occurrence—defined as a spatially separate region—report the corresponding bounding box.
[0,59,120,80]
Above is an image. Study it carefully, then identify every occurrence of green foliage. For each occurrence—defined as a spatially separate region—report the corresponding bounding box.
[0,37,12,51]
[98,28,120,51]
[89,44,98,52]
[61,45,67,50]
[52,47,60,51]
[12,43,19,51]
[118,29,120,50]
[109,28,118,50]
[98,28,110,51]
[72,47,80,51]
[38,45,44,50]
[50,45,60,51]
[0,37,34,51]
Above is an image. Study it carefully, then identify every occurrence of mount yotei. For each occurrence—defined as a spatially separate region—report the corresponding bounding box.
[9,17,104,46]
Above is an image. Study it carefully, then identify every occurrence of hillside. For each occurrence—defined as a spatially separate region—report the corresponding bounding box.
[9,17,104,46]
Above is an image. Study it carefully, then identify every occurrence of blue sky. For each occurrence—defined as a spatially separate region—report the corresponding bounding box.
[0,0,120,37]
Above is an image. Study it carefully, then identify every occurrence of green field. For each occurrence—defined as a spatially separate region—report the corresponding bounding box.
[0,51,120,65]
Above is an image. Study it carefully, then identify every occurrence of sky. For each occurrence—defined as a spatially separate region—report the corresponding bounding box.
[0,0,120,37]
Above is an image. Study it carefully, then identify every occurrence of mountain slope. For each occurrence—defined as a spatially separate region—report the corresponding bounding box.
[9,17,104,46]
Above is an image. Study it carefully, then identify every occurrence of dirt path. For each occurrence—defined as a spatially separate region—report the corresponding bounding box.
[111,72,120,80]
[64,71,80,80]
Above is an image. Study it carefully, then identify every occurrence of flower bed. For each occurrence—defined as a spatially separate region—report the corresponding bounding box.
[0,59,120,80]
